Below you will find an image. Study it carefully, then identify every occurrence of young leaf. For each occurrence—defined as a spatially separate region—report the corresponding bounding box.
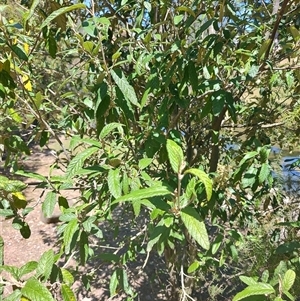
[111,185,171,205]
[21,277,55,301]
[233,283,275,301]
[282,269,296,293]
[184,168,212,201]
[166,139,185,174]
[108,168,122,199]
[42,191,57,218]
[180,206,210,250]
[111,69,140,108]
[187,261,200,273]
[138,158,152,170]
[40,4,86,29]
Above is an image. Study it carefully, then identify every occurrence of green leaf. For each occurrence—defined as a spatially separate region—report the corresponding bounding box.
[2,290,22,301]
[83,41,95,54]
[99,122,124,139]
[0,176,27,192]
[66,147,99,178]
[184,168,212,201]
[211,233,223,255]
[275,242,300,254]
[63,219,79,255]
[146,222,168,252]
[42,191,57,218]
[239,276,258,286]
[111,185,171,205]
[19,261,38,278]
[187,261,200,273]
[109,270,118,297]
[261,270,269,283]
[61,284,76,301]
[111,69,140,108]
[24,0,40,24]
[180,206,210,250]
[233,283,275,301]
[282,269,296,293]
[108,168,122,199]
[40,4,86,29]
[15,171,47,182]
[138,158,152,170]
[20,222,31,239]
[176,6,196,17]
[36,250,55,280]
[61,268,74,286]
[21,277,55,301]
[10,45,28,61]
[239,151,258,166]
[69,135,102,149]
[188,61,198,92]
[258,163,270,184]
[174,15,184,25]
[166,139,185,174]
[258,39,271,60]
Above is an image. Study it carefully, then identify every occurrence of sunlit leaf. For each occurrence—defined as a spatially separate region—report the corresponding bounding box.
[111,69,140,108]
[184,168,212,201]
[180,206,210,250]
[233,283,275,301]
[112,185,172,205]
[166,139,185,174]
[108,168,122,199]
[40,4,86,29]
[21,278,55,301]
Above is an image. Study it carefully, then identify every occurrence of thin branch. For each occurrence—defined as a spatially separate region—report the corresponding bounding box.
[262,0,291,65]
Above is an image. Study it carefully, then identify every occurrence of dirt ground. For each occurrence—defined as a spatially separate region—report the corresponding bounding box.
[0,140,168,301]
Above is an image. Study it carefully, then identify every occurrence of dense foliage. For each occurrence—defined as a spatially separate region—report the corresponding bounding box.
[0,0,300,300]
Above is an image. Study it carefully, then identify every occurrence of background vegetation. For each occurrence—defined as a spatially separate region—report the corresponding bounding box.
[0,0,300,300]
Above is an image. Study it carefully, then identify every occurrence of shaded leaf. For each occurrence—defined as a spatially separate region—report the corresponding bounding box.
[111,69,140,108]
